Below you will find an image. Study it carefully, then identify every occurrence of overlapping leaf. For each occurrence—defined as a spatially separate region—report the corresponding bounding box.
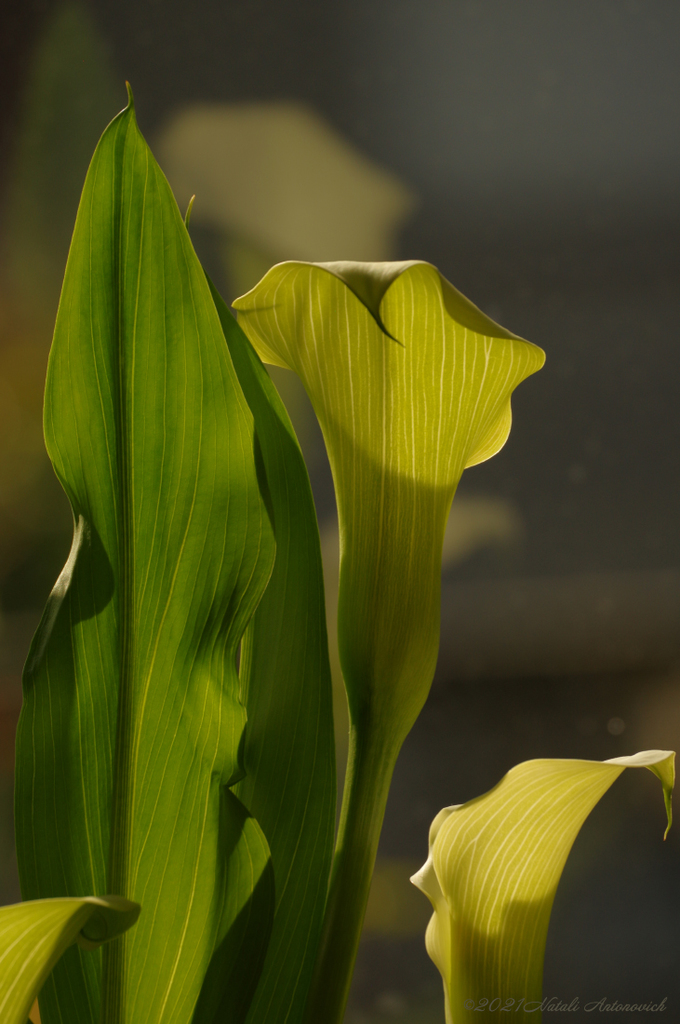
[0,896,139,1024]
[209,284,336,1024]
[15,90,276,1024]
[411,750,675,1024]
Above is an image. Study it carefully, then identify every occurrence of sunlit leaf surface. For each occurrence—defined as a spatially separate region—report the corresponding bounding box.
[412,750,675,1024]
[15,90,276,1024]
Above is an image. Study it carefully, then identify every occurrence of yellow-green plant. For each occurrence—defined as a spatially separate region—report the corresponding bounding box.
[411,751,674,1024]
[14,88,332,1024]
[233,260,544,1020]
[7,88,673,1024]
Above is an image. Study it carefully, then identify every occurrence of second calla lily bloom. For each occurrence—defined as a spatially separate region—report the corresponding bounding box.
[234,260,545,745]
[234,260,545,1023]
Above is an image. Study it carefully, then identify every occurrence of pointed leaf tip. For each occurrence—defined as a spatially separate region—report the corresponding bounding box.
[125,81,134,108]
[184,194,196,229]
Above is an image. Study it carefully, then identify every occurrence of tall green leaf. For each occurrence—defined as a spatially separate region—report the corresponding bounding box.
[0,896,139,1024]
[208,283,336,1024]
[411,750,675,1024]
[14,89,276,1024]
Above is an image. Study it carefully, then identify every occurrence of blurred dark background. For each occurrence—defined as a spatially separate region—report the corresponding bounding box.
[1,3,679,1021]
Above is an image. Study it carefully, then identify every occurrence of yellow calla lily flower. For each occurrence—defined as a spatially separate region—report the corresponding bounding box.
[234,260,544,745]
[412,750,675,1024]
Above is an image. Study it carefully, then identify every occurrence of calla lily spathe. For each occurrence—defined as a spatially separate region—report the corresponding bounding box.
[234,260,545,744]
[411,750,675,1024]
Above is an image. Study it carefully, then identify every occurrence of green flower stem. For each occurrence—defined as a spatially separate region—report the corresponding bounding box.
[304,721,399,1024]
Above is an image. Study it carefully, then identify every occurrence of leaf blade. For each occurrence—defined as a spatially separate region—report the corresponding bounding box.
[15,92,276,1024]
[209,283,336,1024]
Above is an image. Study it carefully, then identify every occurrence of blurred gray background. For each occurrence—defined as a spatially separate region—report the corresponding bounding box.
[1,2,679,1021]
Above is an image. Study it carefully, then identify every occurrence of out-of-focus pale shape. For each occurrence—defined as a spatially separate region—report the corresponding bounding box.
[442,495,522,568]
[411,750,675,1024]
[362,857,432,938]
[155,102,417,264]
